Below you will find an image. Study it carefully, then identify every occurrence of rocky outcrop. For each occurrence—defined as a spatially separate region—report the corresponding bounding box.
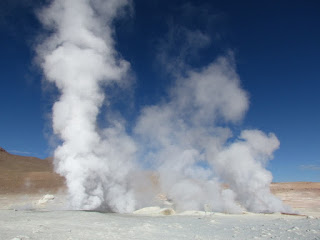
[0,147,7,153]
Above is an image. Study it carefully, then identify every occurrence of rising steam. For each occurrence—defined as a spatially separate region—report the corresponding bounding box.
[37,0,291,213]
[37,0,136,212]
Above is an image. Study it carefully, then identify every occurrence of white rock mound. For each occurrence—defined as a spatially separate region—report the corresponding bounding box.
[37,194,55,205]
[133,206,176,216]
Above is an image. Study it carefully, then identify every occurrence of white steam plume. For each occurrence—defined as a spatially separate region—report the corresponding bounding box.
[135,56,291,213]
[36,0,291,214]
[37,0,136,212]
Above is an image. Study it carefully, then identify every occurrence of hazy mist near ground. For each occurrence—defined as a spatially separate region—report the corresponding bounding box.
[1,148,319,217]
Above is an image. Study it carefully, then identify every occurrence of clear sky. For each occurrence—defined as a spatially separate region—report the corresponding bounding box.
[0,0,319,182]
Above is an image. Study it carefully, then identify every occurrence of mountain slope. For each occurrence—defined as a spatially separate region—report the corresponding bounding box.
[0,147,65,194]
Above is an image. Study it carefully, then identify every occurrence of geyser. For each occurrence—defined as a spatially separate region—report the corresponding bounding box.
[36,0,291,213]
[134,57,289,213]
[36,0,136,212]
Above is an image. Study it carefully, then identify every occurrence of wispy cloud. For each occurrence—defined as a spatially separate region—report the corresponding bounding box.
[156,24,211,77]
[300,164,320,171]
[155,2,224,78]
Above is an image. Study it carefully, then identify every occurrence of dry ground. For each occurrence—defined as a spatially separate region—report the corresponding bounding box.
[0,147,319,216]
[271,182,320,216]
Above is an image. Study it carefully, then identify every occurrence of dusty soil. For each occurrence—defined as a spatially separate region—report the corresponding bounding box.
[271,182,320,216]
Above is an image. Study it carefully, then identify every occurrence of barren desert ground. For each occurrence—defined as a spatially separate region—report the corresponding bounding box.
[0,148,319,240]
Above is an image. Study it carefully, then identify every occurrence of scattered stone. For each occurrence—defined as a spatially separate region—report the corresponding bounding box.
[287,226,300,232]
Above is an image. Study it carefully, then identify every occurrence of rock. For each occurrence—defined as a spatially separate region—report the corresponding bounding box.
[37,194,55,205]
[133,206,176,215]
[133,206,161,215]
[160,208,176,215]
[0,147,7,152]
[11,236,30,240]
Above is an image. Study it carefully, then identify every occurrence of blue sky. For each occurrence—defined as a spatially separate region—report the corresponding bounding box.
[0,0,319,182]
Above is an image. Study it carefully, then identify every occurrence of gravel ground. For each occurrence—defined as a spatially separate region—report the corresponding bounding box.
[0,209,319,240]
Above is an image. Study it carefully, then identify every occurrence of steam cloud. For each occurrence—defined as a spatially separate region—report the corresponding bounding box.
[37,0,136,212]
[37,0,291,213]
